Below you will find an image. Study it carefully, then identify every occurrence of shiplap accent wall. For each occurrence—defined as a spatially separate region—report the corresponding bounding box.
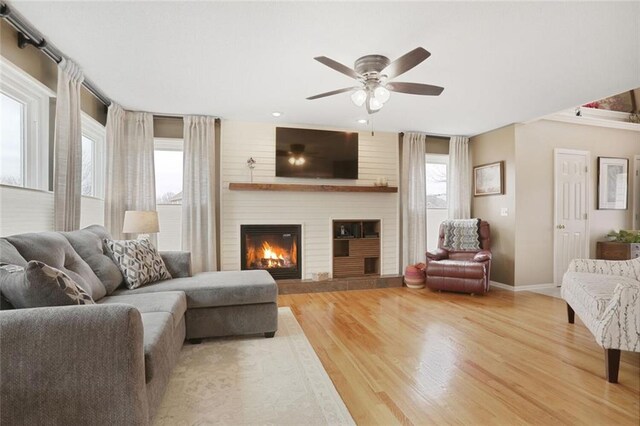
[79,196,104,229]
[0,186,54,235]
[0,185,103,236]
[157,205,182,251]
[0,185,183,251]
[220,121,399,278]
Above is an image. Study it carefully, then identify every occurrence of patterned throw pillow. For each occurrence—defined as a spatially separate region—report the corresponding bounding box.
[104,238,171,289]
[0,261,95,308]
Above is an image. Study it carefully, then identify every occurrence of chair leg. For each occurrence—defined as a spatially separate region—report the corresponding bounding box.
[605,349,621,383]
[566,303,575,324]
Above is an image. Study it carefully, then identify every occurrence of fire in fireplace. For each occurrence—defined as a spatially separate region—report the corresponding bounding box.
[241,225,301,280]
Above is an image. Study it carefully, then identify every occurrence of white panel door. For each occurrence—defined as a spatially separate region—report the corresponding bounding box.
[634,156,640,230]
[554,150,590,286]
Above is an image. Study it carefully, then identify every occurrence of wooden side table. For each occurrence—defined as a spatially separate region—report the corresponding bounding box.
[596,241,640,260]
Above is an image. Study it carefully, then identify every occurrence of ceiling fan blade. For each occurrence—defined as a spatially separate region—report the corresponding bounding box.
[314,56,362,80]
[386,82,444,96]
[382,47,431,79]
[306,87,359,100]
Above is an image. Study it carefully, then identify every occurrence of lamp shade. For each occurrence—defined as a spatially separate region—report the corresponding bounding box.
[122,210,160,234]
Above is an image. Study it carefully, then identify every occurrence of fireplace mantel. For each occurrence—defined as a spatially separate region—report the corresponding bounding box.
[229,183,398,193]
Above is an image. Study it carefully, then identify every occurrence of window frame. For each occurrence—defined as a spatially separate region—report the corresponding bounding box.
[154,138,184,205]
[0,58,53,191]
[425,153,449,210]
[80,112,106,199]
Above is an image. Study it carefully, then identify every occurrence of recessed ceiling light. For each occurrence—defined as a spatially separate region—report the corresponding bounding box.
[271,112,283,117]
[357,119,368,124]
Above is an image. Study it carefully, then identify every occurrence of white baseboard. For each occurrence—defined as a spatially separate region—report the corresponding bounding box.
[490,281,558,292]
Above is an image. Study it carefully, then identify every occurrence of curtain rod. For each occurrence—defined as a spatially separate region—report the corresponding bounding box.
[1,2,112,106]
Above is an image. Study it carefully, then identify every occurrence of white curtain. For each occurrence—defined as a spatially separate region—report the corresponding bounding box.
[53,59,84,231]
[182,116,217,273]
[105,104,156,243]
[448,136,471,219]
[402,132,427,266]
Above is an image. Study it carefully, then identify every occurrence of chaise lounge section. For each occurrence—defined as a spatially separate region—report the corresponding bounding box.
[0,225,278,425]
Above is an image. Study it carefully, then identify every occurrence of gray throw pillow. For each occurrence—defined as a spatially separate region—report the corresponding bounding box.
[104,238,171,289]
[0,261,95,308]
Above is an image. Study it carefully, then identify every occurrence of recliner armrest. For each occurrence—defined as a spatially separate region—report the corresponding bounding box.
[426,248,449,261]
[472,250,492,263]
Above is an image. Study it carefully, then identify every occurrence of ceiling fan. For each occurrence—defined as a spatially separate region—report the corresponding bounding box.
[307,47,444,114]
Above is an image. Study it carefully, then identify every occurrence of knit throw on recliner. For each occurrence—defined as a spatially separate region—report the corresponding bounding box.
[442,219,481,251]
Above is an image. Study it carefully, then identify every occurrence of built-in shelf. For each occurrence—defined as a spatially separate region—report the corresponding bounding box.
[332,220,381,278]
[229,182,397,193]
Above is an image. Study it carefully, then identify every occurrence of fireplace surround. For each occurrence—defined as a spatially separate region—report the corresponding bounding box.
[241,224,302,280]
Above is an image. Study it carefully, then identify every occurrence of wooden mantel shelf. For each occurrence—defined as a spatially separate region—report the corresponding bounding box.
[229,182,398,193]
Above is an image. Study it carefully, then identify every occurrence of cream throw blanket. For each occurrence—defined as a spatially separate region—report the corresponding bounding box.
[442,219,481,251]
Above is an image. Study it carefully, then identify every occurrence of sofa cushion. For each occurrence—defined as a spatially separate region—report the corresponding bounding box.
[0,261,95,308]
[105,238,171,289]
[139,311,174,383]
[99,291,186,329]
[0,239,27,267]
[3,232,106,300]
[63,226,124,295]
[113,270,277,308]
[562,271,639,321]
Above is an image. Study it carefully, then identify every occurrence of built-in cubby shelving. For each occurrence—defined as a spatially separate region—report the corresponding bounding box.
[332,220,381,278]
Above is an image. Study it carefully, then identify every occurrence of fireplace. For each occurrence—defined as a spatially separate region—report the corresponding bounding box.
[241,224,301,280]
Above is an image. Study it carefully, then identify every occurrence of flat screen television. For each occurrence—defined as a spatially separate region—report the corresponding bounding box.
[275,127,358,179]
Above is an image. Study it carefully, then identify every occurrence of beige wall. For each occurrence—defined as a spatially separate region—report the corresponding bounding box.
[154,116,183,139]
[514,119,640,286]
[470,125,516,285]
[1,20,107,125]
[426,136,449,154]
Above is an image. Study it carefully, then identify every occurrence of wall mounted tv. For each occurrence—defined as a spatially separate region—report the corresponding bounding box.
[275,127,359,179]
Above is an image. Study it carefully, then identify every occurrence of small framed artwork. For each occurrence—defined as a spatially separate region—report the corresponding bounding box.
[474,161,504,196]
[597,157,628,210]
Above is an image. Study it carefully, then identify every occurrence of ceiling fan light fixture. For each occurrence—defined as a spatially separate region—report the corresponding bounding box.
[351,89,367,107]
[369,96,383,111]
[374,86,390,104]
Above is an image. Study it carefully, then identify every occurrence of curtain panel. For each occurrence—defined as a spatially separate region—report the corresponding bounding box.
[53,59,84,231]
[401,132,427,266]
[104,104,156,242]
[448,136,471,219]
[182,116,217,273]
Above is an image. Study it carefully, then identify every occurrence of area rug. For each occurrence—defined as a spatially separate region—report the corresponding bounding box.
[154,307,355,426]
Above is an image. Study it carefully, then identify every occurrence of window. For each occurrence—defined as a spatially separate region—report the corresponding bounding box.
[426,154,448,209]
[80,113,105,198]
[0,93,25,186]
[81,136,94,196]
[0,58,52,190]
[154,139,183,204]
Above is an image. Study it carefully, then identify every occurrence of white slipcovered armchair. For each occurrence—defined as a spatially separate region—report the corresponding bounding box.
[561,257,640,383]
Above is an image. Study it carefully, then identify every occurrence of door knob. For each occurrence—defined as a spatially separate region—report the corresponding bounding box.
[557,224,565,229]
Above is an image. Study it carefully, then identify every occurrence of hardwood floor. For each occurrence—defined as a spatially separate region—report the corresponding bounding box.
[278,288,640,425]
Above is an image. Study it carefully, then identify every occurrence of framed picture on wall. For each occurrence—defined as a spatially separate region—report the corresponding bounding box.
[474,161,504,196]
[597,157,628,210]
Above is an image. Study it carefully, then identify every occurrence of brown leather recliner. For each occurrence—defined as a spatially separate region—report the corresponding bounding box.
[425,221,492,294]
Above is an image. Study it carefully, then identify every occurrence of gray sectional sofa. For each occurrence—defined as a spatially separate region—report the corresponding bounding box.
[0,225,278,425]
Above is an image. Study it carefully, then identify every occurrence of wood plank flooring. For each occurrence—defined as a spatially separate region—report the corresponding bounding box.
[278,288,640,425]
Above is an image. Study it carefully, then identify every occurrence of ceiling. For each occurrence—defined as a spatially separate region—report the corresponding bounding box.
[10,1,640,136]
